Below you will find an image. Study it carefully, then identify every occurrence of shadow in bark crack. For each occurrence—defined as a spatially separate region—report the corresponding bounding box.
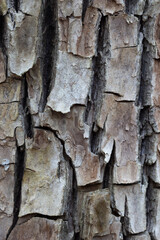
[39,0,58,112]
[6,76,33,239]
[14,0,20,12]
[6,144,25,239]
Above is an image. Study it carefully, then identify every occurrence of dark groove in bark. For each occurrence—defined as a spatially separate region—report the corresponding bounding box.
[74,232,80,240]
[6,74,34,239]
[0,16,5,49]
[22,76,33,138]
[0,15,7,77]
[146,178,152,240]
[39,0,58,112]
[105,91,122,97]
[14,0,20,12]
[85,15,109,154]
[29,213,65,220]
[16,213,64,226]
[125,0,139,14]
[6,144,25,239]
[123,197,130,237]
[138,10,153,240]
[82,0,91,22]
[90,125,103,154]
[103,142,115,189]
[138,30,152,182]
[103,143,120,218]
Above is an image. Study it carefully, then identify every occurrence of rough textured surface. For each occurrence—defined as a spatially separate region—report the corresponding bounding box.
[19,129,72,217]
[100,95,141,184]
[40,106,102,186]
[113,184,147,234]
[8,218,64,240]
[7,13,39,76]
[0,0,159,239]
[47,51,92,113]
[80,189,122,240]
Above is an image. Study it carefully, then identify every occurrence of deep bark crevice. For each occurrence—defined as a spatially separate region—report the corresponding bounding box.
[21,76,33,138]
[6,144,25,239]
[6,74,34,239]
[103,143,121,217]
[82,0,91,22]
[146,178,152,240]
[39,0,58,112]
[14,0,20,12]
[90,125,103,154]
[74,232,80,240]
[138,11,154,240]
[123,196,130,237]
[0,16,5,49]
[125,0,139,14]
[85,15,110,154]
[0,15,7,77]
[103,142,115,189]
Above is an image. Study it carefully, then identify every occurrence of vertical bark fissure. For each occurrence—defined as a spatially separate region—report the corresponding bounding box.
[14,0,20,12]
[6,75,33,239]
[125,0,140,14]
[61,136,78,238]
[0,15,7,77]
[22,76,33,138]
[85,15,109,154]
[138,8,153,238]
[6,144,25,239]
[82,0,91,22]
[74,232,80,240]
[103,143,121,218]
[103,142,115,189]
[0,15,5,49]
[146,179,153,240]
[39,0,58,112]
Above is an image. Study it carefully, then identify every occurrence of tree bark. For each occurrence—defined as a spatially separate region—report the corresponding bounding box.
[0,0,160,239]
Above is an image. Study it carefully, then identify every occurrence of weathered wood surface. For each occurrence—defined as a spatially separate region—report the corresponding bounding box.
[0,0,159,239]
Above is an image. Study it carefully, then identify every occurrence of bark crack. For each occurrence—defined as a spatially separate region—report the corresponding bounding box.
[39,0,58,112]
[14,0,20,12]
[6,144,25,239]
[85,15,110,155]
[6,75,33,239]
[138,3,153,239]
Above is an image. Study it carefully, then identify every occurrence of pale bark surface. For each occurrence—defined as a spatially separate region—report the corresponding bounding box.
[0,0,160,239]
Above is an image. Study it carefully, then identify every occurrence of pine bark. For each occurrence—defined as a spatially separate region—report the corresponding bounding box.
[0,0,160,239]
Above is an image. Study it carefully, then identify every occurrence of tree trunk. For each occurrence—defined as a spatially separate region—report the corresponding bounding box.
[0,0,160,239]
